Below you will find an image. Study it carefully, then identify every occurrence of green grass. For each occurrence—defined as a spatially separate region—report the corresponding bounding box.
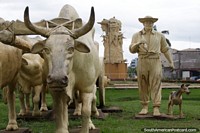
[0,88,200,133]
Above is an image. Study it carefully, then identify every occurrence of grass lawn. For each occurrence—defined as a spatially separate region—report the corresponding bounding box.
[0,87,200,133]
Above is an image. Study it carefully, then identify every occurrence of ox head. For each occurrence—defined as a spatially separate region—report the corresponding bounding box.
[24,6,95,91]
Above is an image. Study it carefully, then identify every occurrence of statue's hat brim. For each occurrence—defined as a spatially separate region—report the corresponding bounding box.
[139,16,158,23]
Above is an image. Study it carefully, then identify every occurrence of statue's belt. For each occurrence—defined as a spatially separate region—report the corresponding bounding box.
[138,52,160,59]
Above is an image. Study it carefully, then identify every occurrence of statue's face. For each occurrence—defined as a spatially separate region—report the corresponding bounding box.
[143,21,154,30]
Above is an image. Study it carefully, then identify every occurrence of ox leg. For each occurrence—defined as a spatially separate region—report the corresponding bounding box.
[73,90,82,116]
[6,84,18,130]
[40,84,48,111]
[73,100,82,116]
[91,86,99,117]
[18,91,26,116]
[51,91,70,133]
[98,75,105,108]
[80,92,95,133]
[25,93,31,113]
[32,85,42,116]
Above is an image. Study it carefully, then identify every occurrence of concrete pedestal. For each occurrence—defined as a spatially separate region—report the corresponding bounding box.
[105,63,127,80]
[135,113,185,120]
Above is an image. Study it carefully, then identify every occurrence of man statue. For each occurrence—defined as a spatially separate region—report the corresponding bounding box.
[129,16,174,116]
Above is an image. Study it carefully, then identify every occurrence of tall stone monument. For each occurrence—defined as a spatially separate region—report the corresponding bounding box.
[98,17,127,80]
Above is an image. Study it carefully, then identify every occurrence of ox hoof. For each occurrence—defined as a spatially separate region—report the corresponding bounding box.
[18,112,26,116]
[89,121,96,130]
[6,122,18,131]
[73,110,81,116]
[40,106,48,111]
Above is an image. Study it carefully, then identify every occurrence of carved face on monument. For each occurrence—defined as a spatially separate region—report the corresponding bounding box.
[101,24,108,32]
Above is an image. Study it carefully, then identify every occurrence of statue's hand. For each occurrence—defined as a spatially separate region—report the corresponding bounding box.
[0,30,14,44]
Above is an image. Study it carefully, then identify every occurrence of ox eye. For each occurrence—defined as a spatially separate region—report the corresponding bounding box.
[68,47,74,54]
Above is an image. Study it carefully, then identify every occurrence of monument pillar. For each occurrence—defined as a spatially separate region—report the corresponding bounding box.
[98,17,127,80]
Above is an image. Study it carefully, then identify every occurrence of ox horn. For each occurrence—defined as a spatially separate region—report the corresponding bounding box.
[24,6,50,37]
[72,7,95,39]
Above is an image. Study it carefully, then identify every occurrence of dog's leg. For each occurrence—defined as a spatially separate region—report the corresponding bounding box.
[167,102,171,115]
[168,101,173,116]
[179,104,184,118]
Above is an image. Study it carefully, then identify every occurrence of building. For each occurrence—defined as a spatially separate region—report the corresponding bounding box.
[161,48,177,79]
[161,48,200,80]
[173,48,200,80]
[130,58,138,68]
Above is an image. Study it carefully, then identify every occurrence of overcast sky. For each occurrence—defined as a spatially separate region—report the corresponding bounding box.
[0,0,200,64]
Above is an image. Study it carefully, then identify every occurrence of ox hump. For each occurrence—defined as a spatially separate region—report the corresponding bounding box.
[58,4,79,20]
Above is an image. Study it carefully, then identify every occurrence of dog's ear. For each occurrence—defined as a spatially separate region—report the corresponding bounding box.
[181,84,184,88]
[186,84,190,87]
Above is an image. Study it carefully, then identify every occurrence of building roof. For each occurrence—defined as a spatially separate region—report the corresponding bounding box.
[180,48,200,51]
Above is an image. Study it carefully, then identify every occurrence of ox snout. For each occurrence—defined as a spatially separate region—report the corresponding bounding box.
[47,75,68,91]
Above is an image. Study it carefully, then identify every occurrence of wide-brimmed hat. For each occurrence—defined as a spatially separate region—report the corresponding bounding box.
[138,16,158,23]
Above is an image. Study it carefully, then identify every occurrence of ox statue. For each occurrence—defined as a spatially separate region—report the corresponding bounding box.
[24,4,100,133]
[17,53,48,116]
[0,18,45,130]
[0,42,22,130]
[0,18,25,130]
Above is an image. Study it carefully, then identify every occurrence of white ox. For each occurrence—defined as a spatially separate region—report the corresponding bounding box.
[17,53,48,116]
[24,4,100,133]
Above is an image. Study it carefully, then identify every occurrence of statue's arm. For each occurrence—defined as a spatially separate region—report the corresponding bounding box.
[161,34,174,69]
[129,33,141,53]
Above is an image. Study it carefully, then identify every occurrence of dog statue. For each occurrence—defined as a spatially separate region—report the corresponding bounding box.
[167,84,190,118]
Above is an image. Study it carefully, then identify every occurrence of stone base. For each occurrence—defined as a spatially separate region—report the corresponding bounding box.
[69,128,100,133]
[101,106,123,113]
[135,113,185,120]
[69,109,108,120]
[17,110,54,121]
[0,128,31,133]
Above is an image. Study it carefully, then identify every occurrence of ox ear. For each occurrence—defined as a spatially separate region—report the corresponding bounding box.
[31,40,45,54]
[74,41,90,53]
[21,58,28,66]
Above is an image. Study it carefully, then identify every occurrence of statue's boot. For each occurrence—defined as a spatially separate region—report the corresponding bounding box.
[139,105,148,115]
[153,106,161,116]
